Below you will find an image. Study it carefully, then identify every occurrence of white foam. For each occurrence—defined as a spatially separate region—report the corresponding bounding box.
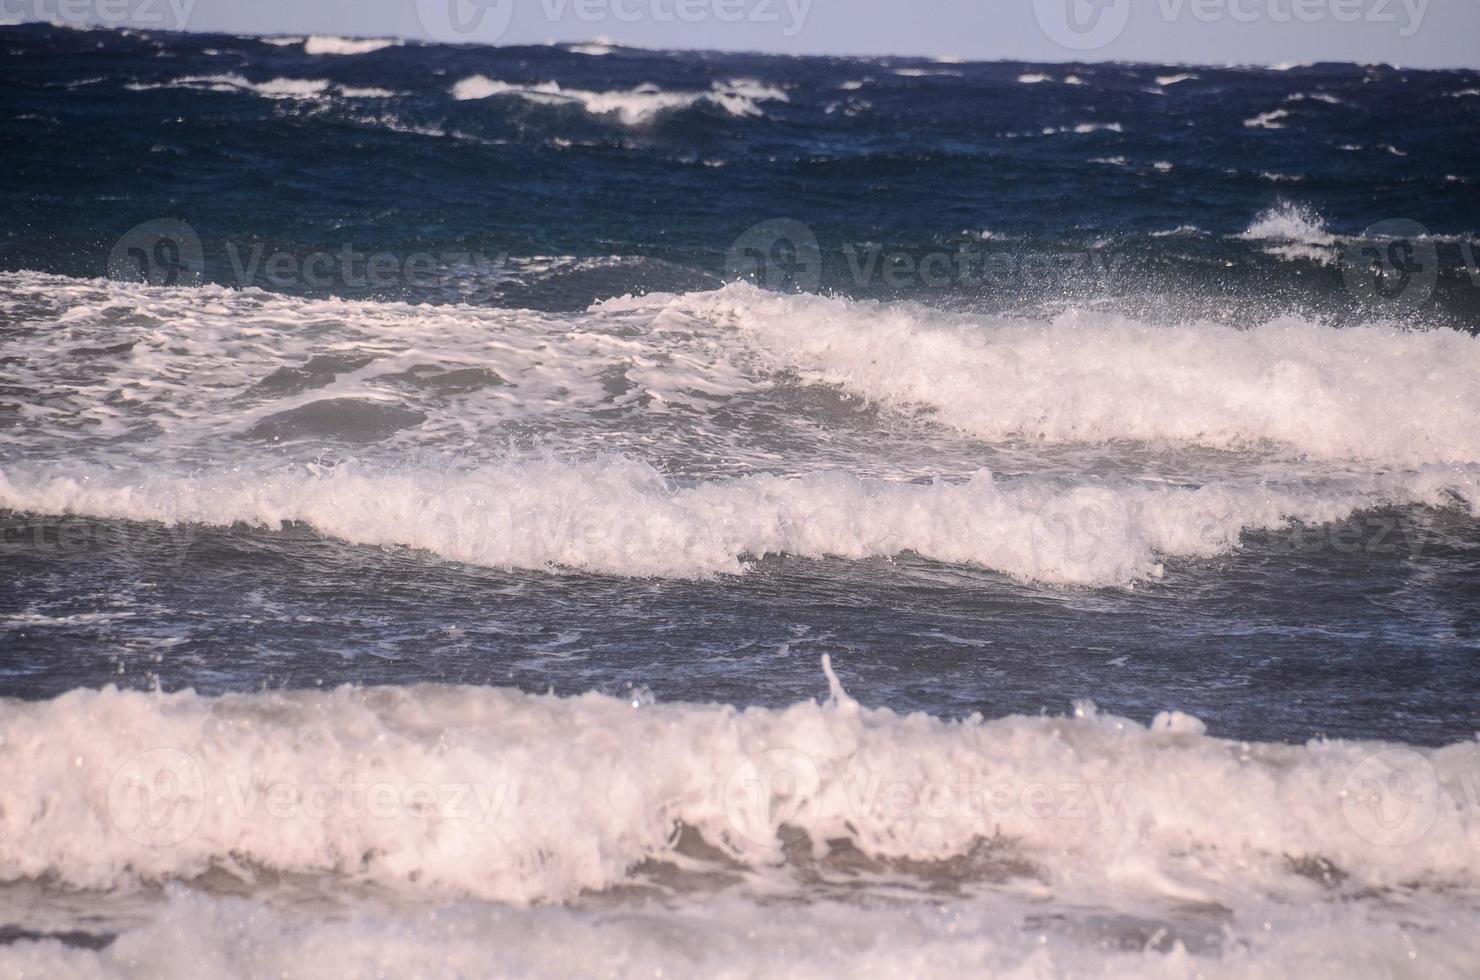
[450,76,786,123]
[1043,122,1122,135]
[1155,73,1196,86]
[1243,205,1333,244]
[8,884,1478,980]
[628,284,1480,467]
[1238,203,1337,264]
[8,272,1479,479]
[1244,108,1291,129]
[303,35,397,56]
[337,86,396,99]
[893,67,962,78]
[1,675,1476,906]
[126,74,332,100]
[1017,73,1052,84]
[8,457,1472,584]
[1286,91,1347,105]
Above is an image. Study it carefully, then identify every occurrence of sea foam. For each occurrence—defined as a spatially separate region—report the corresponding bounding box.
[1,673,1475,904]
[451,76,787,123]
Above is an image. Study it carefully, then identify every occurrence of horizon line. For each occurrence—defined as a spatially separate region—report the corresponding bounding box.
[7,18,1479,73]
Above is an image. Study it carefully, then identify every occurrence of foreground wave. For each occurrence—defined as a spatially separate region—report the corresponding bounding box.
[0,664,1476,975]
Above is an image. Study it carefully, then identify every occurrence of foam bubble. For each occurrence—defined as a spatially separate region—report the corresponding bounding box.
[303,36,397,56]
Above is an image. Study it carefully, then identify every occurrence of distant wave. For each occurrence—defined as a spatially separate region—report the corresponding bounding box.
[451,76,788,123]
[303,35,398,56]
[1244,108,1291,129]
[124,74,391,101]
[1041,122,1122,135]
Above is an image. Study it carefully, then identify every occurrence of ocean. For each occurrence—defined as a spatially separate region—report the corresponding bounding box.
[1,21,1478,978]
